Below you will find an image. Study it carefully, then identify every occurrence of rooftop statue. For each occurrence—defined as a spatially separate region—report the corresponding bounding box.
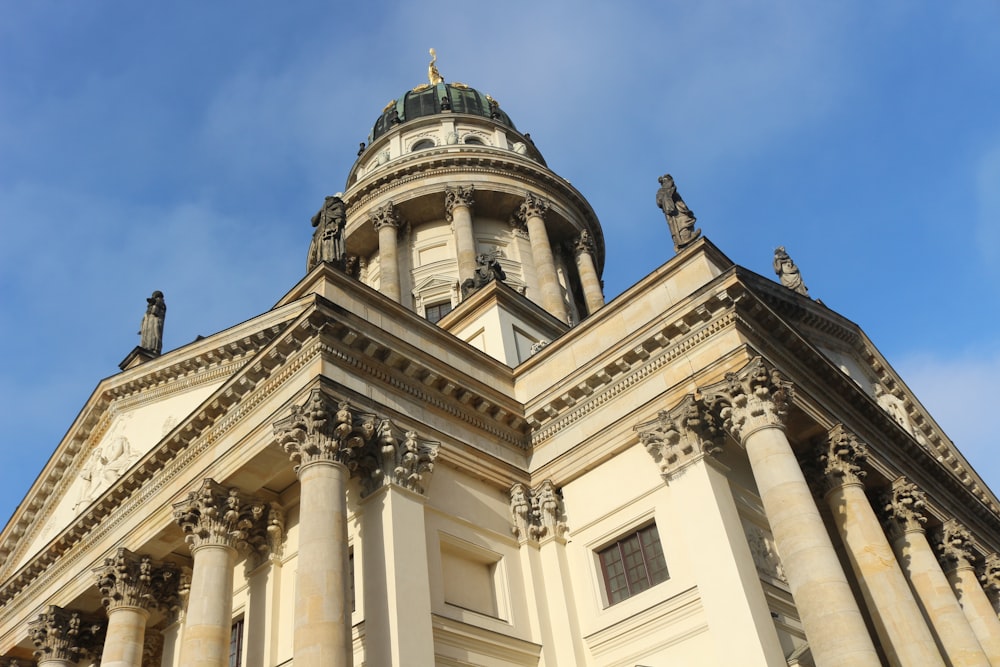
[139,291,166,354]
[428,48,444,85]
[461,253,507,299]
[655,174,701,252]
[773,246,810,296]
[308,195,347,272]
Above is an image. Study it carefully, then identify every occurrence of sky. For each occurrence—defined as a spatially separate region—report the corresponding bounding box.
[1,1,998,528]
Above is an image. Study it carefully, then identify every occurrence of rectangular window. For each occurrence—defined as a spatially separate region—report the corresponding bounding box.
[229,618,244,667]
[425,300,453,323]
[598,523,669,605]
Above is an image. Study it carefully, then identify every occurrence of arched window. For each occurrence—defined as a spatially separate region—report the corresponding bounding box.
[463,135,485,146]
[411,139,435,152]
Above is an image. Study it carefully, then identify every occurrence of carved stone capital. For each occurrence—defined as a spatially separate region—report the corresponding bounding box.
[517,192,550,221]
[369,202,400,231]
[980,553,1000,602]
[574,231,595,258]
[510,480,567,544]
[0,658,37,667]
[172,479,271,553]
[94,548,180,613]
[935,520,977,573]
[361,421,439,497]
[444,185,474,221]
[880,476,927,541]
[701,357,792,443]
[29,606,105,663]
[636,395,724,477]
[818,424,867,491]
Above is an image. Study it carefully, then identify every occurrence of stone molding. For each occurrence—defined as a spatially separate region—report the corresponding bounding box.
[28,606,105,663]
[444,185,475,221]
[701,356,792,443]
[880,476,928,541]
[818,424,868,492]
[635,395,724,476]
[509,480,567,544]
[936,520,977,573]
[369,201,401,231]
[517,192,550,221]
[273,389,440,497]
[94,547,181,613]
[172,479,271,554]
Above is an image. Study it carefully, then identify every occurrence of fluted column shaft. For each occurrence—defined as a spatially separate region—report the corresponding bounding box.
[947,565,1000,663]
[520,194,568,322]
[371,203,402,303]
[102,606,149,667]
[446,186,477,284]
[295,459,353,667]
[891,527,990,667]
[574,233,604,315]
[180,542,236,667]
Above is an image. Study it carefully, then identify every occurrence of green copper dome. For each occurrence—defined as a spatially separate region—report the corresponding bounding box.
[369,82,516,143]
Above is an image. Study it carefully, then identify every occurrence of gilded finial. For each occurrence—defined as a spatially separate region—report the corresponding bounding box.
[428,48,444,85]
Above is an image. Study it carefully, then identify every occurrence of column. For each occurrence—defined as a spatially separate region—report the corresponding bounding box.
[94,548,180,667]
[519,193,569,323]
[29,606,105,667]
[818,427,944,666]
[937,521,1000,663]
[172,479,270,667]
[273,390,365,667]
[371,202,402,303]
[446,185,477,284]
[638,397,786,667]
[883,478,989,667]
[510,481,589,666]
[573,231,604,315]
[358,423,440,667]
[981,554,1000,617]
[703,357,881,667]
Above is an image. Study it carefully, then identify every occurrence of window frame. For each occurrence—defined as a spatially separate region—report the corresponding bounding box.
[596,522,669,606]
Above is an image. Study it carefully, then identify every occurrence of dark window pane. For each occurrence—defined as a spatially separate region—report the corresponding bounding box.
[598,523,669,606]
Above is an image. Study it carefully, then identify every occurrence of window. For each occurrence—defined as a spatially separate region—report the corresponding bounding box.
[229,618,244,667]
[463,135,484,145]
[425,300,453,323]
[411,138,435,151]
[598,523,668,605]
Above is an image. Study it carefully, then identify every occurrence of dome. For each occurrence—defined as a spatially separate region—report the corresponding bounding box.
[368,82,516,143]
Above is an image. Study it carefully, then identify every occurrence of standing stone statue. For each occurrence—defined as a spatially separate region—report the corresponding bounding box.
[307,196,347,272]
[655,174,701,252]
[773,246,809,296]
[139,291,166,354]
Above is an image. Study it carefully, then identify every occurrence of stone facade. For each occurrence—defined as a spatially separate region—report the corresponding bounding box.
[2,70,1000,667]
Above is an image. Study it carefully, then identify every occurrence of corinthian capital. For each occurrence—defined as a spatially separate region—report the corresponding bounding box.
[369,201,400,230]
[981,553,1000,602]
[517,192,550,221]
[29,606,105,663]
[701,357,792,443]
[94,548,180,613]
[274,390,376,470]
[818,424,867,490]
[574,231,595,258]
[444,185,474,221]
[172,479,270,552]
[636,395,724,476]
[509,480,567,544]
[358,420,439,497]
[881,476,928,540]
[935,520,977,573]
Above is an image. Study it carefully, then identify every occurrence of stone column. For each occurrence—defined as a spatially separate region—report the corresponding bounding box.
[173,479,270,667]
[937,521,1000,663]
[703,357,881,667]
[882,478,989,667]
[446,185,477,284]
[518,193,569,323]
[817,427,944,666]
[573,231,604,316]
[638,397,786,667]
[371,202,402,303]
[94,548,180,667]
[981,554,1000,617]
[358,421,440,667]
[29,606,105,667]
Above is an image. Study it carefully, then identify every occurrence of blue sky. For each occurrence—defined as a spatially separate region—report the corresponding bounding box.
[1,2,998,526]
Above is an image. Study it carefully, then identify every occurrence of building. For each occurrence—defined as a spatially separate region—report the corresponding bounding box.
[2,61,1000,667]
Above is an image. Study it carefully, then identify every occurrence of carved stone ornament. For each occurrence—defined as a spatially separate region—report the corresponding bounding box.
[273,389,439,497]
[742,519,786,582]
[139,291,166,355]
[142,630,165,667]
[172,479,272,554]
[980,553,1000,602]
[307,195,348,273]
[509,480,567,543]
[773,246,810,296]
[636,395,725,476]
[29,606,105,663]
[935,520,977,573]
[818,424,868,490]
[655,173,701,253]
[881,476,928,540]
[461,253,507,298]
[369,201,401,231]
[874,382,916,436]
[444,185,474,221]
[701,357,792,443]
[94,547,181,613]
[573,230,595,258]
[516,192,550,222]
[0,658,37,667]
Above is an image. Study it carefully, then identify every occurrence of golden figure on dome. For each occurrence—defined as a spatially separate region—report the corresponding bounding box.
[428,48,444,85]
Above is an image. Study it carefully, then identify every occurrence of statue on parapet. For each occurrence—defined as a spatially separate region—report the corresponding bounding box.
[461,253,507,298]
[655,174,701,252]
[139,291,166,354]
[773,246,809,296]
[307,195,347,272]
